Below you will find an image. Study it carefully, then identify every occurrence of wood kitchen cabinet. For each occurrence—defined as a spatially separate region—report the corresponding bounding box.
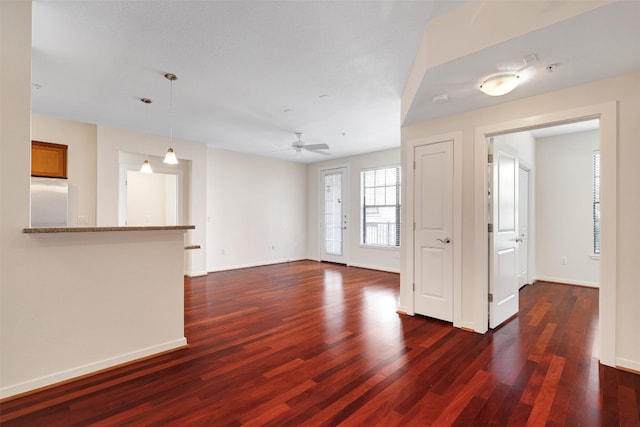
[32,140,68,178]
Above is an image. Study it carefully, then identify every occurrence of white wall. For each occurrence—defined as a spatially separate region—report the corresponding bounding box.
[1,2,186,399]
[306,148,401,273]
[31,115,97,226]
[127,171,177,226]
[535,130,599,287]
[493,131,536,167]
[206,147,307,271]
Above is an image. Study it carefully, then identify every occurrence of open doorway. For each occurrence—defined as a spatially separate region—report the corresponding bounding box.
[488,119,600,329]
[474,101,617,368]
[126,171,178,226]
[117,151,187,227]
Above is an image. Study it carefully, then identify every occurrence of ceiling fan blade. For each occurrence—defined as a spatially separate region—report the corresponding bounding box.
[304,143,329,151]
[306,148,331,155]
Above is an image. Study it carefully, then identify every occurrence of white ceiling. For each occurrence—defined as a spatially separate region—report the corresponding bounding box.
[403,0,640,126]
[31,1,640,163]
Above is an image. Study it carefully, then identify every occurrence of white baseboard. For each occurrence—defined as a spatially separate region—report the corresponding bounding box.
[534,276,599,288]
[185,270,208,277]
[0,338,187,400]
[347,262,400,274]
[617,357,640,373]
[208,257,306,273]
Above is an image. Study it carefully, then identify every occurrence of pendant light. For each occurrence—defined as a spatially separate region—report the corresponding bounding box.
[140,159,153,174]
[163,73,179,164]
[140,97,153,173]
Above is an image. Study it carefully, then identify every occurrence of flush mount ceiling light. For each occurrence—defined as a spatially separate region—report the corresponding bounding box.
[163,73,179,165]
[479,73,520,96]
[140,97,153,174]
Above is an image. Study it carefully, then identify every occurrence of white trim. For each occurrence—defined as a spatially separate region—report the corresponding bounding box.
[402,132,462,327]
[185,270,208,277]
[118,156,185,227]
[360,164,401,249]
[358,244,400,251]
[474,101,617,366]
[207,257,307,273]
[616,358,640,373]
[534,276,599,288]
[348,262,400,274]
[318,165,350,265]
[0,338,187,399]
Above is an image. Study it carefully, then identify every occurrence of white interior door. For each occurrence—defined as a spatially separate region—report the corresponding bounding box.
[321,167,348,264]
[489,142,520,328]
[518,167,529,288]
[414,141,453,322]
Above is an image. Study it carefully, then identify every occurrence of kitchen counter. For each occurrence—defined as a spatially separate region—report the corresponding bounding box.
[22,225,195,234]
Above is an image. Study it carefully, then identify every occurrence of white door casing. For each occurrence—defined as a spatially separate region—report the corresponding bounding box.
[518,167,529,288]
[414,141,453,322]
[489,141,520,328]
[321,167,348,264]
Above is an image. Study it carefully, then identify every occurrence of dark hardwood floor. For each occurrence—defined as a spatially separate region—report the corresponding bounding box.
[1,261,639,426]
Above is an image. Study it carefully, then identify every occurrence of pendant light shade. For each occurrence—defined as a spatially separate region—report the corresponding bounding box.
[479,73,520,96]
[140,159,153,174]
[164,147,178,164]
[163,73,179,165]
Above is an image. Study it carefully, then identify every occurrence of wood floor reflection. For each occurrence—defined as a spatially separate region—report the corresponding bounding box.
[2,260,639,426]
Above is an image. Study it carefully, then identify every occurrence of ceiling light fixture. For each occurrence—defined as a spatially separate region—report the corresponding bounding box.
[140,97,153,174]
[479,73,520,97]
[163,73,179,165]
[432,94,449,104]
[140,159,153,174]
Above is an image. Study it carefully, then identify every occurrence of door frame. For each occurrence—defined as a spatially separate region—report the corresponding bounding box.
[473,102,617,367]
[517,163,532,288]
[402,132,462,327]
[318,165,350,264]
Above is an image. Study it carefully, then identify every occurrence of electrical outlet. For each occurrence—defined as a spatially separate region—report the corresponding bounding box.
[222,249,227,255]
[77,215,88,225]
[560,257,567,265]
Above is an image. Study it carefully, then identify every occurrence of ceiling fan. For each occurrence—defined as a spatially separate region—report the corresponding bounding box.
[289,132,330,155]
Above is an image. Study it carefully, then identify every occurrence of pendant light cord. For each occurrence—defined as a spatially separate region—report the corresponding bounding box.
[169,77,174,144]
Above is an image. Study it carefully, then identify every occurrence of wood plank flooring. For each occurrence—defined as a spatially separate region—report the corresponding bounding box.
[1,260,639,426]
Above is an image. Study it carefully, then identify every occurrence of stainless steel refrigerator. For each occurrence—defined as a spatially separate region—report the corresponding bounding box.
[30,177,68,227]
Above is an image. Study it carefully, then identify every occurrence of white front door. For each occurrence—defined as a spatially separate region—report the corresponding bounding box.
[518,167,529,288]
[321,167,348,264]
[489,142,520,328]
[414,141,453,322]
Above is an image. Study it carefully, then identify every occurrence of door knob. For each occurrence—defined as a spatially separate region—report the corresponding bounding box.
[436,237,451,244]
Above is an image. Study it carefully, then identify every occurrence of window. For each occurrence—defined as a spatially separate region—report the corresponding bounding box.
[593,150,600,255]
[361,166,400,247]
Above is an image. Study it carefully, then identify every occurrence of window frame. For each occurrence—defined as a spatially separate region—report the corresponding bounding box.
[360,165,401,248]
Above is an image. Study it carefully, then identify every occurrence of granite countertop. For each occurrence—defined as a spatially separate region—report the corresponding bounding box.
[23,225,196,234]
